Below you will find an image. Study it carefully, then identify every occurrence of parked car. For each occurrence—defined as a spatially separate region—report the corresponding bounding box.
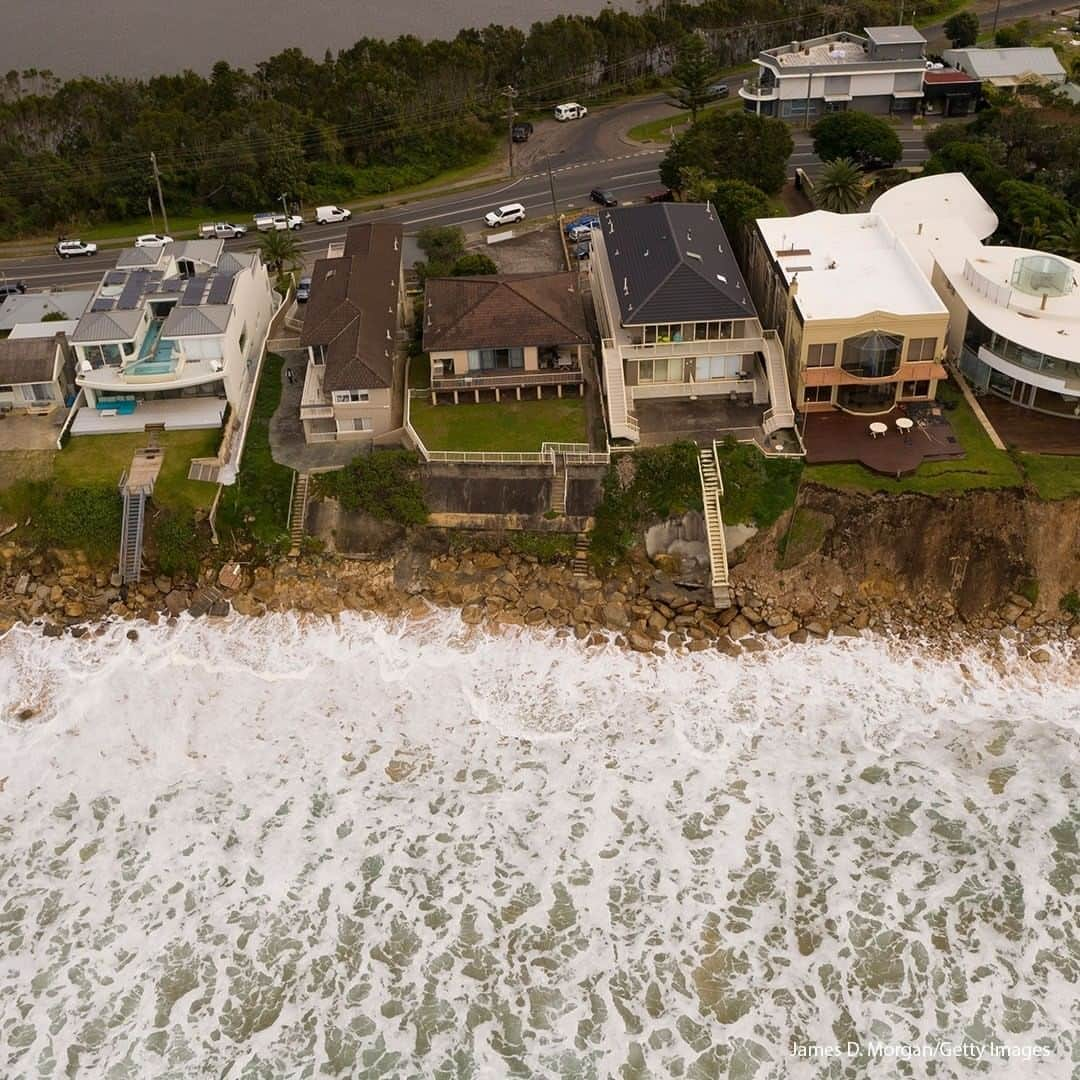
[554,102,587,121]
[645,188,674,203]
[852,150,891,171]
[134,233,173,248]
[199,222,247,239]
[571,241,591,261]
[254,212,303,232]
[565,213,599,237]
[567,222,598,242]
[296,276,312,303]
[315,205,351,224]
[0,280,27,298]
[55,240,97,258]
[512,122,533,142]
[484,202,526,228]
[708,83,730,99]
[589,188,618,207]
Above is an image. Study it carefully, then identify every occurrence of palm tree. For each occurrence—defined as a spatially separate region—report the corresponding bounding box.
[258,228,301,275]
[813,157,867,213]
[1046,213,1080,261]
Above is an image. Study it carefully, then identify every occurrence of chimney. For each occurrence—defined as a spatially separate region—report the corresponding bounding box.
[917,223,923,235]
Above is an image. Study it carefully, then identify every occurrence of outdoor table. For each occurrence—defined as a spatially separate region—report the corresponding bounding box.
[869,422,888,438]
[895,417,914,433]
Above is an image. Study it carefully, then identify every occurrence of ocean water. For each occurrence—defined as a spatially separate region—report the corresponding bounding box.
[0,612,1077,1078]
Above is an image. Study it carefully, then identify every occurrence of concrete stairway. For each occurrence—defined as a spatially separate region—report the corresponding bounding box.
[697,444,731,609]
[601,340,640,442]
[761,330,796,436]
[550,469,568,516]
[118,488,146,586]
[287,472,309,557]
[572,533,590,577]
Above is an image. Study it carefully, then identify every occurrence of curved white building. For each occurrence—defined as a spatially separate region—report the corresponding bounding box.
[875,173,1080,422]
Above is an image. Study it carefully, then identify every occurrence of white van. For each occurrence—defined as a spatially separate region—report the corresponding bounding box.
[484,203,526,228]
[554,102,587,121]
[315,205,352,224]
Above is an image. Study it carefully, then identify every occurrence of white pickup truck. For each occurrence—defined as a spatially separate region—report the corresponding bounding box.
[199,222,247,239]
[253,212,303,232]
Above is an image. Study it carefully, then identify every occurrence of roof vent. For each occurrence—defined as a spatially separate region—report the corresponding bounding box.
[686,251,702,261]
[607,218,614,234]
[394,237,399,251]
[686,229,692,242]
[623,277,629,296]
[716,274,727,284]
[643,248,649,257]
[386,328,392,340]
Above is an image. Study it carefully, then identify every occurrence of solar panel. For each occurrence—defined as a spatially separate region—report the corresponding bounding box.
[180,276,206,306]
[91,298,115,312]
[206,273,234,305]
[116,275,145,310]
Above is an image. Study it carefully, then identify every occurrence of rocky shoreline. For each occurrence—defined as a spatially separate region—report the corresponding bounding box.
[3,536,1078,664]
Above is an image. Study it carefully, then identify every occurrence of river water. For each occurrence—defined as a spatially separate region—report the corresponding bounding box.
[6,0,628,77]
[0,612,1077,1077]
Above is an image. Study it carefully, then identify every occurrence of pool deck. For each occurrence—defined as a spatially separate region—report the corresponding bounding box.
[70,397,226,435]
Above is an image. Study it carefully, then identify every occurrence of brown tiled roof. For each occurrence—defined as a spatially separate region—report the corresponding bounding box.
[422,273,590,352]
[0,335,60,385]
[924,68,981,85]
[299,222,403,391]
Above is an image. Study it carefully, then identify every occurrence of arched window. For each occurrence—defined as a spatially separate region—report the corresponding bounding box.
[841,331,903,379]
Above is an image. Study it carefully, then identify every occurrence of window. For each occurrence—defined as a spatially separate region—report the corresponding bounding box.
[0,385,11,392]
[644,324,684,344]
[841,331,903,379]
[639,357,684,383]
[901,380,931,398]
[332,390,369,403]
[806,343,836,368]
[907,337,936,362]
[804,385,832,404]
[467,347,524,371]
[182,337,224,362]
[695,356,741,381]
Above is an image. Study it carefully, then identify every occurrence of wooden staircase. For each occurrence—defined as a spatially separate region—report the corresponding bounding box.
[118,487,147,586]
[287,472,309,557]
[697,443,731,609]
[572,533,590,577]
[550,468,568,516]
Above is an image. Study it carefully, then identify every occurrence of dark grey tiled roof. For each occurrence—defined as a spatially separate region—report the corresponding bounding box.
[600,203,757,326]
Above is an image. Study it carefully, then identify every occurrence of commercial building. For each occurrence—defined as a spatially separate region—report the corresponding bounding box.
[422,273,589,403]
[941,47,1067,89]
[740,25,927,119]
[875,173,1080,424]
[589,202,797,448]
[299,223,407,444]
[69,240,275,434]
[746,208,949,415]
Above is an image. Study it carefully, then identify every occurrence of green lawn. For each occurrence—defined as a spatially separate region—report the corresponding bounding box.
[628,97,741,143]
[410,397,587,452]
[805,384,1024,495]
[54,429,220,512]
[1019,453,1080,500]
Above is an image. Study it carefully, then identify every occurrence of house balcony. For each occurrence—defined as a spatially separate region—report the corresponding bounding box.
[431,365,582,392]
[739,78,777,101]
[77,356,226,393]
[631,376,757,401]
[299,361,334,420]
[618,336,766,359]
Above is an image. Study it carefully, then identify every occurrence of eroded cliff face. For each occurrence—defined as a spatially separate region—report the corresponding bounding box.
[734,485,1080,621]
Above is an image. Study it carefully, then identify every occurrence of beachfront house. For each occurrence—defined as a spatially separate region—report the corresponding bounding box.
[298,222,407,444]
[746,208,950,417]
[69,240,275,434]
[589,201,797,448]
[421,272,590,403]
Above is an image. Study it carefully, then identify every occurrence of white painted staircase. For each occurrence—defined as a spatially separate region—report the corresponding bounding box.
[761,329,796,437]
[697,443,731,610]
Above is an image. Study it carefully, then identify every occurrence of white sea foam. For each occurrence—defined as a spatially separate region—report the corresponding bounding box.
[0,612,1077,1078]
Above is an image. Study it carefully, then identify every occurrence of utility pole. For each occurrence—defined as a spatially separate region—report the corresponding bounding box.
[991,0,1003,34]
[501,85,518,177]
[149,152,169,236]
[280,192,289,218]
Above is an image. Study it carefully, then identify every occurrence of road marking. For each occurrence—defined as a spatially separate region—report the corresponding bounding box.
[609,169,657,180]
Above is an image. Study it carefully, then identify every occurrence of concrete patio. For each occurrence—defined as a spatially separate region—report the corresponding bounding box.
[0,410,67,450]
[803,403,965,476]
[635,397,767,448]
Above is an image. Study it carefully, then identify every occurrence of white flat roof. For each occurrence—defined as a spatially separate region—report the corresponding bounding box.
[874,173,1080,359]
[8,320,79,340]
[755,209,947,321]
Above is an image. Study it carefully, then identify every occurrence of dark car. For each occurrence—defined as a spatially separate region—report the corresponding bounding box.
[571,241,591,260]
[590,188,618,207]
[853,150,891,171]
[0,280,27,299]
[296,276,312,304]
[512,122,533,142]
[645,188,674,204]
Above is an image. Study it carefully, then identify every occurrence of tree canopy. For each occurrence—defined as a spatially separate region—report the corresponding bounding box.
[813,158,867,213]
[811,111,903,167]
[670,34,716,120]
[943,10,980,48]
[709,179,773,237]
[660,110,794,196]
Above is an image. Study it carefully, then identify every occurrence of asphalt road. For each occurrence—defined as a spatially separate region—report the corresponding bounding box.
[0,80,931,291]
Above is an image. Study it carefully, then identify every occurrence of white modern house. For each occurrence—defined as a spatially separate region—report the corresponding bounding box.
[68,240,275,434]
[740,25,927,119]
[589,202,797,448]
[874,173,1080,423]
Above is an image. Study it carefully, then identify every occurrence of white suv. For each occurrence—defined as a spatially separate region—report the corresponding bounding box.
[134,233,173,248]
[55,240,98,258]
[484,203,526,228]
